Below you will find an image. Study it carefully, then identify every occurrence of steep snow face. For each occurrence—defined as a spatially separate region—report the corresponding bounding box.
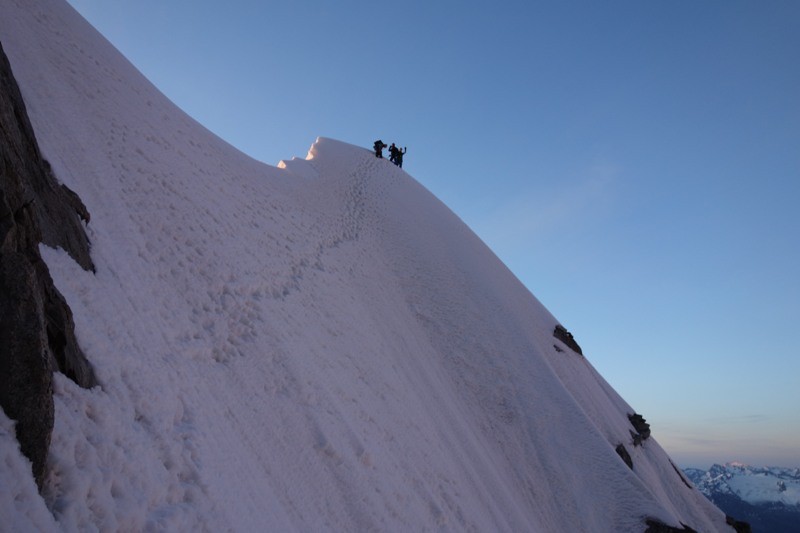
[1,0,732,531]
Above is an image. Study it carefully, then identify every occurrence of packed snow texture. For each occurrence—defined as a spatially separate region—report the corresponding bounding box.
[0,0,732,531]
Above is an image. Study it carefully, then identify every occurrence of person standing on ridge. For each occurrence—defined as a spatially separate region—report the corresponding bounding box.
[388,143,398,164]
[397,146,407,168]
[373,139,387,158]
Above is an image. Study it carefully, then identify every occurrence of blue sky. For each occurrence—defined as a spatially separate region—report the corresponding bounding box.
[64,0,799,469]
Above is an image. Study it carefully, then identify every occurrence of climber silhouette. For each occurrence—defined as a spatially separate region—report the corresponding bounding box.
[373,139,387,158]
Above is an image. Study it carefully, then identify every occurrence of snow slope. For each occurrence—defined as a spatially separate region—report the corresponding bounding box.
[0,0,732,531]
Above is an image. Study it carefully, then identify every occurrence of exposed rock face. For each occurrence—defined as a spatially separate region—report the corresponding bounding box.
[670,460,693,489]
[0,40,96,489]
[616,443,633,470]
[629,412,651,445]
[0,252,54,489]
[553,324,582,355]
[725,515,752,533]
[644,518,698,532]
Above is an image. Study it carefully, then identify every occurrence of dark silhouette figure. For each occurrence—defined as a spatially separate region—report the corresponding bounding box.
[375,140,408,168]
[373,139,387,158]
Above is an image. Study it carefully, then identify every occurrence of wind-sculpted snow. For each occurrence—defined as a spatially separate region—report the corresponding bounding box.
[0,0,734,531]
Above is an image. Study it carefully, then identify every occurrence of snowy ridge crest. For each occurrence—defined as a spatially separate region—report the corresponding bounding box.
[277,138,323,179]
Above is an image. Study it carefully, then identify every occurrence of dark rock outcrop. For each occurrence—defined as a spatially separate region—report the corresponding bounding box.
[725,515,752,533]
[1,40,96,489]
[629,413,651,445]
[553,324,582,355]
[0,252,54,489]
[644,518,697,532]
[616,443,633,470]
[669,460,693,489]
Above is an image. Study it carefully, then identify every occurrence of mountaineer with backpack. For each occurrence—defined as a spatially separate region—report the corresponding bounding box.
[373,139,407,168]
[373,139,387,158]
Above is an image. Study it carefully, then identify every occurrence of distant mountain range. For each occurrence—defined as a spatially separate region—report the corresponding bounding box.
[684,463,800,532]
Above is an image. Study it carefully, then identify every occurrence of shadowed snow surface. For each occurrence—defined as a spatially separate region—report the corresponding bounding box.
[0,0,731,531]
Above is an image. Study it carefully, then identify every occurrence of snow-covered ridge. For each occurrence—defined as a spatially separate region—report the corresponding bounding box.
[1,0,734,530]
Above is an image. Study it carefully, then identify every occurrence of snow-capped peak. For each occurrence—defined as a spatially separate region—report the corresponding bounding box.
[687,463,800,506]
